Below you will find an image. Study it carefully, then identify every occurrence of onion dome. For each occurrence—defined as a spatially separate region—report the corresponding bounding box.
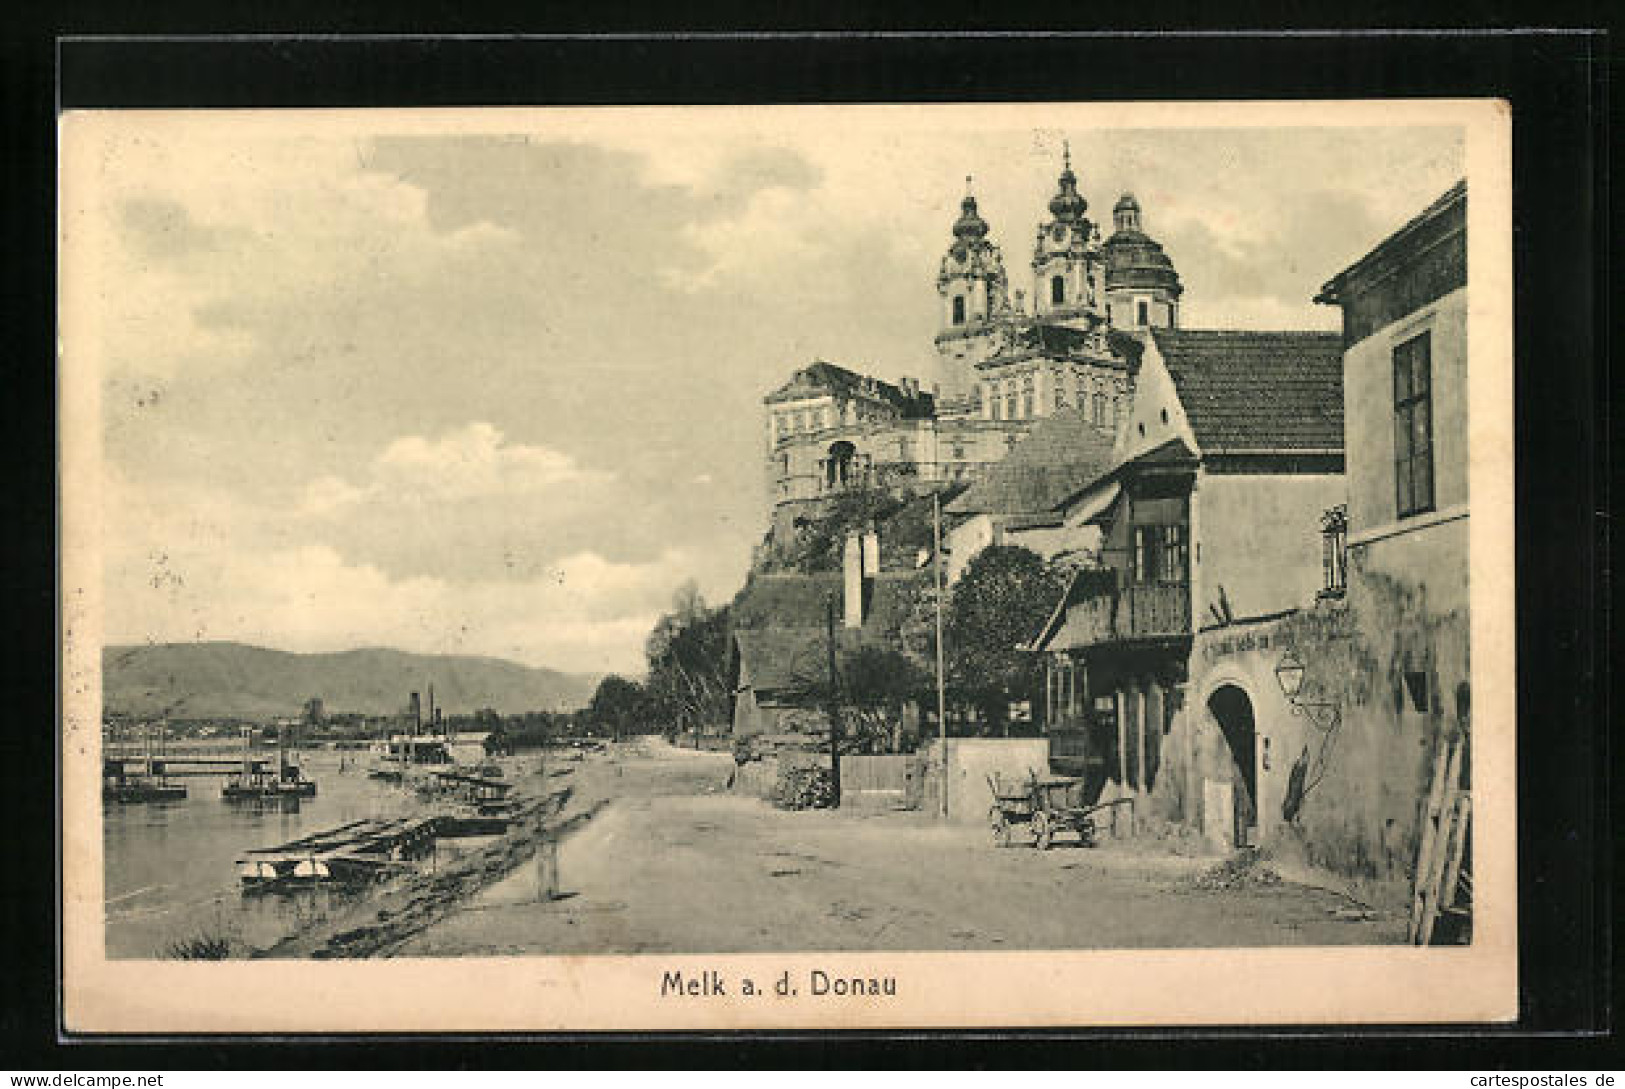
[1103,191,1182,297]
[1046,144,1089,223]
[952,192,990,243]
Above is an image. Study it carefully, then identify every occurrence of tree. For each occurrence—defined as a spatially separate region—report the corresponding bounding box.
[774,639,929,757]
[945,545,1066,734]
[644,584,732,739]
[588,675,647,742]
[839,645,930,753]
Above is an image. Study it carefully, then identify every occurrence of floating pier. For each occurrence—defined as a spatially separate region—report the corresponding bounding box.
[236,815,438,889]
[103,779,187,803]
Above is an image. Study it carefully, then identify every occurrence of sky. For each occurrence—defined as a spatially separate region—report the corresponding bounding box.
[64,105,1465,677]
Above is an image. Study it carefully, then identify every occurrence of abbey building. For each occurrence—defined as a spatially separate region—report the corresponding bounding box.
[763,147,1183,537]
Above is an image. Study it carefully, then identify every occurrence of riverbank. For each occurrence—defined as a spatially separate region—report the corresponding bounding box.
[251,753,599,959]
[396,739,1402,956]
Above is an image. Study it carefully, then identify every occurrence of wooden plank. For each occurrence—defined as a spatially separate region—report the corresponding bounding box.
[1408,735,1455,942]
[1430,796,1469,949]
[1414,737,1466,945]
[1435,795,1472,938]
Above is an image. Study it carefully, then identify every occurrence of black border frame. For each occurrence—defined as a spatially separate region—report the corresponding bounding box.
[1,23,1609,1068]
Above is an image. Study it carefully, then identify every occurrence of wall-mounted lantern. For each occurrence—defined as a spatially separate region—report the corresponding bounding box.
[1274,649,1307,703]
[1276,647,1340,733]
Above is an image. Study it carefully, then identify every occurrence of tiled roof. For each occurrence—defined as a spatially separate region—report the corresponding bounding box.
[1048,437,1194,514]
[1150,329,1344,453]
[764,361,935,418]
[947,409,1119,516]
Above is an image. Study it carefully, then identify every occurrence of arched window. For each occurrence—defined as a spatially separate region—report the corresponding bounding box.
[826,441,857,489]
[1092,393,1105,424]
[1051,275,1066,305]
[952,295,966,325]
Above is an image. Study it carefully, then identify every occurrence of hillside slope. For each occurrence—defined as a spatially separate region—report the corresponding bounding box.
[101,642,600,720]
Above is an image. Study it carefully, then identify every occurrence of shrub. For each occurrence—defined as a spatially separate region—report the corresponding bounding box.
[165,931,234,959]
[770,764,836,810]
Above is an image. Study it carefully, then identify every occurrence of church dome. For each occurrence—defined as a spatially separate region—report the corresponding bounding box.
[1047,162,1088,223]
[1104,193,1182,297]
[952,193,990,242]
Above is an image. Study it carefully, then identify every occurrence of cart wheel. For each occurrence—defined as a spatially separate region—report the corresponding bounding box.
[990,809,1012,848]
[1032,810,1053,851]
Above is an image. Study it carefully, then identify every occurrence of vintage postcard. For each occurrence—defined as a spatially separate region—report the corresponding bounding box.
[59,99,1515,1032]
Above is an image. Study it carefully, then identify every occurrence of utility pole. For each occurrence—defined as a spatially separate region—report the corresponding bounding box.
[933,488,949,819]
[825,592,842,808]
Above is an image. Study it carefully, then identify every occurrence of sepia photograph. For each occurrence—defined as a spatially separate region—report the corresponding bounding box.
[58,99,1515,1031]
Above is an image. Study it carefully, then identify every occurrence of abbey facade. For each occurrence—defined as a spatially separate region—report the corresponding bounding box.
[764,148,1184,538]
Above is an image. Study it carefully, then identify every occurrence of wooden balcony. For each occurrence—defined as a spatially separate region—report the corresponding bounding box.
[1059,578,1191,648]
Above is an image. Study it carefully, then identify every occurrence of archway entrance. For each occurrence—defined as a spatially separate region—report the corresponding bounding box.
[825,440,856,490]
[1207,684,1258,847]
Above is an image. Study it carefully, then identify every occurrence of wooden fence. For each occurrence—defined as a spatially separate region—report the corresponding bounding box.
[838,753,921,809]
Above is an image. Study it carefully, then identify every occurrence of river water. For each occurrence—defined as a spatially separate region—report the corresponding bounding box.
[102,749,418,959]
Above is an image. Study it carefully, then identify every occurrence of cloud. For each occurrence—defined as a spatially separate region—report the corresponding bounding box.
[298,475,369,516]
[103,468,705,672]
[375,421,611,498]
[299,422,611,515]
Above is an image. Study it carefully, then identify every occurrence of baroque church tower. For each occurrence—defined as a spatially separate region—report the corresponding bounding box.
[1030,142,1106,329]
[762,146,1181,537]
[931,180,1010,416]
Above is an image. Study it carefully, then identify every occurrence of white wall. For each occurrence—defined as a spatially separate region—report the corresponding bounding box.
[1343,286,1468,536]
[1113,335,1196,464]
[1195,473,1345,623]
[945,515,995,584]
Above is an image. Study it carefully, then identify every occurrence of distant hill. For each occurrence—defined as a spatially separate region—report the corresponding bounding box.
[101,642,600,720]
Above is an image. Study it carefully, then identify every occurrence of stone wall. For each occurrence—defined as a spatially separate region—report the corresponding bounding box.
[1146,561,1469,906]
[918,737,1052,823]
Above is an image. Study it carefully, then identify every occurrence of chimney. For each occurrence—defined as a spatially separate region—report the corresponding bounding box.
[408,691,421,732]
[843,533,865,629]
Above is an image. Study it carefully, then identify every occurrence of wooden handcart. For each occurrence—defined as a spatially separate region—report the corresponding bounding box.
[988,771,1122,849]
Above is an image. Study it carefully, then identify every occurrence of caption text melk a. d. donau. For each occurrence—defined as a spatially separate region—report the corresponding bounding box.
[661,969,897,999]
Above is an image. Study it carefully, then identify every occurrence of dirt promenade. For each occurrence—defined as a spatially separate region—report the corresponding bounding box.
[400,739,1403,955]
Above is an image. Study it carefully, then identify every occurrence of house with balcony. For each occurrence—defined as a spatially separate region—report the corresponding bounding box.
[941,407,1119,584]
[1029,328,1346,829]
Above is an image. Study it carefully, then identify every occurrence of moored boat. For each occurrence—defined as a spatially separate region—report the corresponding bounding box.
[222,724,319,801]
